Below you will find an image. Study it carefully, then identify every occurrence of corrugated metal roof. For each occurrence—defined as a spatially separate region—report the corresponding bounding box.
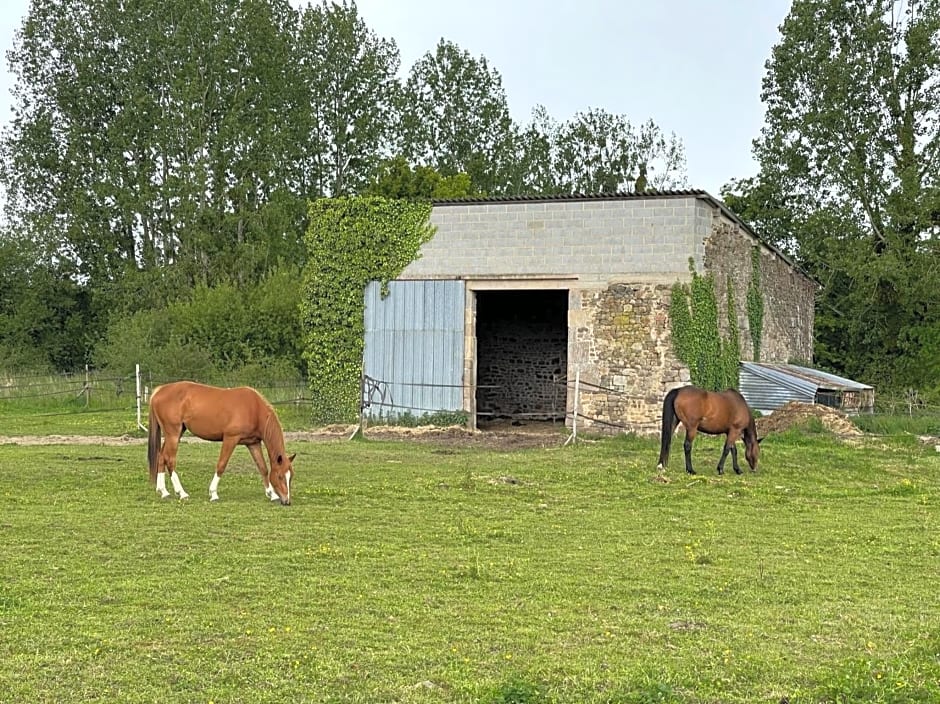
[742,362,873,392]
[739,363,816,413]
[432,189,709,205]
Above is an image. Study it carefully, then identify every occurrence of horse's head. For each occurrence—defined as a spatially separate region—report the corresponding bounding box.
[745,433,761,471]
[268,452,296,506]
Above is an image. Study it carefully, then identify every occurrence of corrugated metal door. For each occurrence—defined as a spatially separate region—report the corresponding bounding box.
[363,280,465,419]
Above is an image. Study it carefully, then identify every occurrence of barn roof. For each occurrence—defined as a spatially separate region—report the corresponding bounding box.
[741,362,873,394]
[431,190,813,285]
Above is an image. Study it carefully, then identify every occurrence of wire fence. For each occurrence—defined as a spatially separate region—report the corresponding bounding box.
[360,370,940,444]
[1,367,938,442]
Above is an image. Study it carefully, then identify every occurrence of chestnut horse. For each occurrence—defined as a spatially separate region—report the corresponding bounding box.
[148,381,295,504]
[656,386,760,475]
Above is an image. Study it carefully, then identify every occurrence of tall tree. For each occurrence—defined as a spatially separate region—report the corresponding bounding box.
[728,0,940,392]
[364,156,474,200]
[293,0,402,197]
[510,106,688,194]
[1,0,305,293]
[400,39,516,195]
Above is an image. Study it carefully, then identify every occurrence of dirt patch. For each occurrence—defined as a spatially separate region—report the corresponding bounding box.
[755,401,864,438]
[361,420,569,449]
[0,420,571,450]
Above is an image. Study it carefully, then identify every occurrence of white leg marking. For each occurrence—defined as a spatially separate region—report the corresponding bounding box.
[156,472,171,499]
[656,463,664,470]
[170,472,189,499]
[209,474,220,502]
[286,470,292,504]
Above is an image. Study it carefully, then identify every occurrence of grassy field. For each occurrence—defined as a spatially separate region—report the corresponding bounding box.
[0,418,939,702]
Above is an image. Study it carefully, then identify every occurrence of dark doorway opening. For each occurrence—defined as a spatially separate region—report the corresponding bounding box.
[475,290,568,428]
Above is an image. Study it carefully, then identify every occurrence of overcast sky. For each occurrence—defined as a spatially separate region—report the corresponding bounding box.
[0,0,793,196]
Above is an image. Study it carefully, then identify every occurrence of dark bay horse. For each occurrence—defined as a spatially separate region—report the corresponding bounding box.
[148,381,295,504]
[656,386,760,475]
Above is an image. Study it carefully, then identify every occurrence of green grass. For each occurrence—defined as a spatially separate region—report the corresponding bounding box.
[1,430,939,703]
[853,412,940,437]
[0,395,314,436]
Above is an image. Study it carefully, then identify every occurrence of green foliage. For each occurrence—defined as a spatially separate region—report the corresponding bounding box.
[668,283,693,365]
[93,266,304,379]
[370,409,470,428]
[295,0,401,196]
[2,0,699,375]
[670,262,739,390]
[510,106,688,194]
[300,196,434,423]
[722,275,742,386]
[729,0,940,396]
[365,156,476,200]
[3,0,305,288]
[0,234,93,371]
[746,246,765,362]
[400,39,516,195]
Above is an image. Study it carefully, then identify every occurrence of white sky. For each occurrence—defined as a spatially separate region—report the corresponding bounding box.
[0,0,793,197]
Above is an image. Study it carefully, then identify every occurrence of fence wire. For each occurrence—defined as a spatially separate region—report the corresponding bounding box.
[1,369,938,439]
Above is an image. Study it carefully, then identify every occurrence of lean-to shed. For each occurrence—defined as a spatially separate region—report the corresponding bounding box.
[739,362,874,415]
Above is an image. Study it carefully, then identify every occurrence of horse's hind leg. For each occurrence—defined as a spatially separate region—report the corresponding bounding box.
[160,430,189,499]
[155,454,171,499]
[208,436,239,501]
[683,429,697,475]
[154,426,175,498]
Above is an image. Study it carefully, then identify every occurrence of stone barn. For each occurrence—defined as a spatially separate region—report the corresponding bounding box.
[361,191,815,434]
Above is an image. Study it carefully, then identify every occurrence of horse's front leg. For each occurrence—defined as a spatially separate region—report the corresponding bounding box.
[716,442,743,475]
[246,443,278,502]
[718,443,734,474]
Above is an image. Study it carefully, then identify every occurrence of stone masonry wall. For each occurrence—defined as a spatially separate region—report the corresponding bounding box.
[703,209,815,363]
[570,283,687,435]
[476,316,567,420]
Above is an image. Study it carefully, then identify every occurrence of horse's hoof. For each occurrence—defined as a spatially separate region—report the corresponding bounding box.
[157,490,171,499]
[210,495,219,502]
[177,493,190,500]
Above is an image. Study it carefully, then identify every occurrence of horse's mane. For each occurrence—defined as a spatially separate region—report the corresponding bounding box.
[257,392,285,454]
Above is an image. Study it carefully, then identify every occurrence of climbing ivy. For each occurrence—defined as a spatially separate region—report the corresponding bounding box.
[746,246,765,362]
[669,259,740,391]
[300,197,435,423]
[723,275,742,388]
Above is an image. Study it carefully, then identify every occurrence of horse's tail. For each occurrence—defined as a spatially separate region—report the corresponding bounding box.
[148,404,161,483]
[657,387,681,468]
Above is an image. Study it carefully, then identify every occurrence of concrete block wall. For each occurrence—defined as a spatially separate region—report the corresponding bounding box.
[400,197,709,283]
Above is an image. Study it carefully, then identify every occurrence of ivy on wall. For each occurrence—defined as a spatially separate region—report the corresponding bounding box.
[300,197,435,423]
[669,260,740,391]
[746,246,765,362]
